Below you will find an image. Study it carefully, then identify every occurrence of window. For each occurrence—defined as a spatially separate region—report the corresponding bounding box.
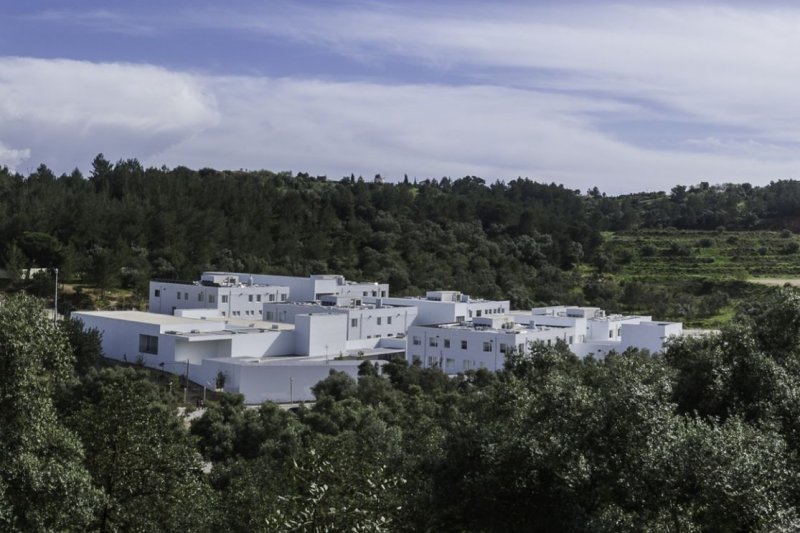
[463,360,473,370]
[138,335,158,354]
[266,311,274,321]
[387,316,392,325]
[197,293,203,302]
[154,289,160,297]
[249,295,253,302]
[468,310,473,318]
[257,295,262,302]
[176,292,181,300]
[412,354,421,363]
[476,310,482,317]
[444,338,451,348]
[363,291,368,296]
[500,343,508,353]
[221,295,228,303]
[412,336,421,346]
[351,318,358,327]
[184,292,188,300]
[609,330,613,339]
[209,295,215,304]
[281,294,287,302]
[377,317,382,325]
[427,356,437,367]
[445,358,455,371]
[461,340,468,350]
[483,341,492,352]
[456,315,465,322]
[569,336,573,344]
[269,294,275,302]
[429,337,438,347]
[381,290,386,297]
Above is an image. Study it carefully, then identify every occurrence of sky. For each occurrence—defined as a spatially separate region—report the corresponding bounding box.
[1,1,800,193]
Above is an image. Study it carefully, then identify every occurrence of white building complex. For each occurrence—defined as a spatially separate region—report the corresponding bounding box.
[76,272,682,404]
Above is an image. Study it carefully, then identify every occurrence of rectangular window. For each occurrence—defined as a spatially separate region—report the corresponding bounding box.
[444,338,451,348]
[249,295,253,302]
[412,354,421,363]
[483,341,492,352]
[281,294,287,302]
[377,317,382,325]
[363,291,368,296]
[412,336,421,346]
[445,358,455,371]
[463,360,473,370]
[387,316,392,325]
[138,334,158,354]
[429,337,438,347]
[456,315,465,322]
[476,310,482,317]
[257,295,262,302]
[154,289,160,297]
[428,356,437,367]
[381,290,386,297]
[221,295,228,303]
[461,340,468,350]
[209,295,215,304]
[198,293,203,302]
[500,343,508,353]
[269,294,275,302]
[266,311,273,321]
[184,292,188,300]
[569,336,573,344]
[176,292,181,300]
[609,330,613,339]
[351,318,358,327]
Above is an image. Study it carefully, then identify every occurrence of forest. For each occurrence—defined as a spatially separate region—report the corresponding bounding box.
[5,156,800,325]
[6,158,800,530]
[5,288,800,531]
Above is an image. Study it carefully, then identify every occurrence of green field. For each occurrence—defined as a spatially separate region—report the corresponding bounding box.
[591,230,800,328]
[601,229,800,282]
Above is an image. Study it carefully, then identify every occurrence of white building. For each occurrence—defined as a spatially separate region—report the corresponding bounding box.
[407,306,683,373]
[263,295,418,351]
[203,272,388,302]
[368,290,510,326]
[74,310,392,403]
[149,273,289,318]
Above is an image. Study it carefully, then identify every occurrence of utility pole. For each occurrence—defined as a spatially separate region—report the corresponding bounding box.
[53,268,58,327]
[184,359,189,404]
[289,377,294,404]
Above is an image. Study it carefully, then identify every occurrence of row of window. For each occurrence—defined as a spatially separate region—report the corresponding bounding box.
[411,355,488,372]
[413,336,530,354]
[349,316,393,327]
[154,289,286,304]
[361,290,388,297]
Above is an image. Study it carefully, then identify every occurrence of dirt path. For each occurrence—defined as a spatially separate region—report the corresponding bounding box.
[748,278,800,286]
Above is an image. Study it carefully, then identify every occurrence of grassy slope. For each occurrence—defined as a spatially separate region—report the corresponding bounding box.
[596,230,799,327]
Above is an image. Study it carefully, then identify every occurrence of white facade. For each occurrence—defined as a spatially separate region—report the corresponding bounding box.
[370,291,510,326]
[262,297,418,348]
[149,274,289,318]
[202,272,388,302]
[407,307,683,373]
[73,310,380,403]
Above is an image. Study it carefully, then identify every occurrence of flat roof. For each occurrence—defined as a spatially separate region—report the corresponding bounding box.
[74,310,215,326]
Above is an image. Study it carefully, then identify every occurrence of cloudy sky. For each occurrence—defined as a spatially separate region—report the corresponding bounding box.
[1,1,799,193]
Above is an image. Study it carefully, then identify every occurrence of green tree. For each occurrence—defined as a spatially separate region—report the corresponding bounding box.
[63,367,214,531]
[0,295,100,531]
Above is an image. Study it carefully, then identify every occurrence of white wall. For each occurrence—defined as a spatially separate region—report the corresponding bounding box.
[294,314,348,357]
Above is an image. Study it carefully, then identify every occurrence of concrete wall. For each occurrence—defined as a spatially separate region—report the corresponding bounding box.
[294,314,348,357]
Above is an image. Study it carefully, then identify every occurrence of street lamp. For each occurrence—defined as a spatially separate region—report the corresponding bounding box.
[53,268,58,327]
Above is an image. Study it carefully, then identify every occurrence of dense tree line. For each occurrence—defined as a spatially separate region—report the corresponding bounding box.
[0,157,601,308]
[7,287,800,530]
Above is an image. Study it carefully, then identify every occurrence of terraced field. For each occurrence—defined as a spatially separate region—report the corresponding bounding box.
[601,230,800,282]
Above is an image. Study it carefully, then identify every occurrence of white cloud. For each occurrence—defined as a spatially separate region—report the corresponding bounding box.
[0,57,219,172]
[0,141,30,169]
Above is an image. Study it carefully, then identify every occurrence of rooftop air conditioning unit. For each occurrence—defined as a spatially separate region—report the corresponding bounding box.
[271,324,279,330]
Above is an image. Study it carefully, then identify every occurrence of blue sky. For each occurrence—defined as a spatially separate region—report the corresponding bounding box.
[1,1,799,193]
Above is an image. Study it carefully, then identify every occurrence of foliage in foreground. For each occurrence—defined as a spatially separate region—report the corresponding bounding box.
[7,291,800,530]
